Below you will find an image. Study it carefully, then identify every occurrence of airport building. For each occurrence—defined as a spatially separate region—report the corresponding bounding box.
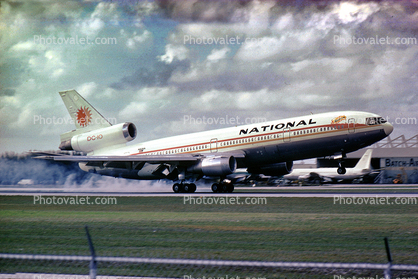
[317,135,418,184]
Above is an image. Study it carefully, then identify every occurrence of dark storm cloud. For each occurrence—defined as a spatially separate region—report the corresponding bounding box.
[156,0,250,22]
[155,0,338,22]
[0,88,16,97]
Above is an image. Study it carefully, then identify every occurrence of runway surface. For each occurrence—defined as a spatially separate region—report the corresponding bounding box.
[1,184,418,197]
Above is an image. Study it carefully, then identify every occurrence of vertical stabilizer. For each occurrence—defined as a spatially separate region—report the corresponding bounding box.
[353,149,373,170]
[59,90,112,150]
[59,89,111,131]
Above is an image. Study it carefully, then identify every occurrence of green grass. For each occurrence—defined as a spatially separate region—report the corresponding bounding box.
[0,196,417,278]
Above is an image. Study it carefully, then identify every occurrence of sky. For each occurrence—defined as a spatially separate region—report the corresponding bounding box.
[1,0,418,153]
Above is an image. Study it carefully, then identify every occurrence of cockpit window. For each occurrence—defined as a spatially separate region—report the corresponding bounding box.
[366,117,387,125]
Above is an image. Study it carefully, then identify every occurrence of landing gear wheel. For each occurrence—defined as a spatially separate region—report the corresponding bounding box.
[183,183,197,193]
[211,183,220,193]
[189,183,197,193]
[221,183,229,193]
[337,167,346,175]
[173,183,181,193]
[212,183,234,193]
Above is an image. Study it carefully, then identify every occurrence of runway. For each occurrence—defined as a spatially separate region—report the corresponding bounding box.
[1,184,418,197]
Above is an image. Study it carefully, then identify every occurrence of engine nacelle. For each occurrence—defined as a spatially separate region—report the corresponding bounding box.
[188,156,237,176]
[59,122,137,153]
[247,161,293,176]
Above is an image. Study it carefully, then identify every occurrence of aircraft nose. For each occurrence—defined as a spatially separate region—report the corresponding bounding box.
[384,122,394,136]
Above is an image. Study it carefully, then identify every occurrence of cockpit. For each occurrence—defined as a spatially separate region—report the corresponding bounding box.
[366,117,387,125]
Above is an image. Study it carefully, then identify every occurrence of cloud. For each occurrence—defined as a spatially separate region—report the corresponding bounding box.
[119,101,148,120]
[76,82,98,99]
[1,0,418,153]
[159,43,189,63]
[127,30,152,48]
[207,47,230,61]
[110,60,191,90]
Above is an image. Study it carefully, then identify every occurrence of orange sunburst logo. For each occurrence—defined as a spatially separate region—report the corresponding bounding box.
[76,106,92,127]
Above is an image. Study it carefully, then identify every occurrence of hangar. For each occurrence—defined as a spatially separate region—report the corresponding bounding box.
[317,135,418,184]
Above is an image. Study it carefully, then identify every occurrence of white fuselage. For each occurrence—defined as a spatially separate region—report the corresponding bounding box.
[94,111,392,160]
[284,167,371,181]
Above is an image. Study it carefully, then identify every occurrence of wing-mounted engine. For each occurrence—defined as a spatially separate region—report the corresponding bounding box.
[59,122,137,153]
[187,156,237,176]
[247,161,293,176]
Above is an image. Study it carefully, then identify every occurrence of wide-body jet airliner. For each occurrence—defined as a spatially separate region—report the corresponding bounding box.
[53,90,393,193]
[283,149,374,184]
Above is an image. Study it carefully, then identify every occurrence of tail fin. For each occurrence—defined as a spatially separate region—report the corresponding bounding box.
[59,90,112,150]
[353,149,373,170]
[59,90,111,131]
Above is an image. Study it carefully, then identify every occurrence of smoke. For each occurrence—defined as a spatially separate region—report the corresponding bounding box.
[0,153,174,192]
[63,173,173,192]
[0,153,87,185]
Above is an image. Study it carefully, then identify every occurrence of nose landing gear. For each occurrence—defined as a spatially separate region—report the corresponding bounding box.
[337,150,347,175]
[337,163,346,174]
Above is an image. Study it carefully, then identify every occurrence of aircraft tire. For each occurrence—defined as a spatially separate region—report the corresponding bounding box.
[227,183,234,193]
[211,183,219,193]
[337,167,346,175]
[173,183,181,193]
[221,183,228,193]
[183,183,196,193]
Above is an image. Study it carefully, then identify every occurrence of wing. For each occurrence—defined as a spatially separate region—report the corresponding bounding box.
[53,151,245,164]
[51,151,246,180]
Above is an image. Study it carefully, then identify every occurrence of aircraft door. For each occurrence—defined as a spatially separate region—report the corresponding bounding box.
[348,118,355,133]
[283,128,291,142]
[210,138,218,152]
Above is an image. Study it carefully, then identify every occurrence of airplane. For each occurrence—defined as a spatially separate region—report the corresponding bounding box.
[283,149,374,184]
[50,89,393,193]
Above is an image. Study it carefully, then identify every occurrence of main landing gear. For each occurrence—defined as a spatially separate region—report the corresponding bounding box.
[172,182,197,193]
[211,182,234,193]
[337,150,347,175]
[171,180,235,193]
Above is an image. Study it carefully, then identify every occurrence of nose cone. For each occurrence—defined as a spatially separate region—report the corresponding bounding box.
[384,122,394,136]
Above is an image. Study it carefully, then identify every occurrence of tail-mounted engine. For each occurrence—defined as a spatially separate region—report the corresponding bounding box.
[59,122,137,153]
[188,156,237,176]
